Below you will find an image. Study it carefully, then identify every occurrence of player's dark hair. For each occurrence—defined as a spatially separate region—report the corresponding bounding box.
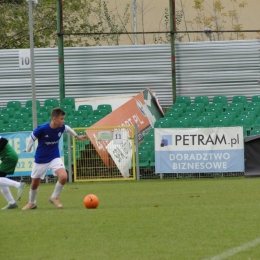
[51,108,66,118]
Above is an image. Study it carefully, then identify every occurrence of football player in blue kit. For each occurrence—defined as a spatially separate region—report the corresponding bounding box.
[22,108,87,210]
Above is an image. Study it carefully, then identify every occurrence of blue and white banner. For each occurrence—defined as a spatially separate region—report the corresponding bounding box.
[155,127,244,173]
[2,132,64,177]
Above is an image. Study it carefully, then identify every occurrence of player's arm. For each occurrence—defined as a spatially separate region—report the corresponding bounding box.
[64,125,87,141]
[23,133,37,152]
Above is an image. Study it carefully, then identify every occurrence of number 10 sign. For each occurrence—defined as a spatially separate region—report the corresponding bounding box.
[19,49,31,69]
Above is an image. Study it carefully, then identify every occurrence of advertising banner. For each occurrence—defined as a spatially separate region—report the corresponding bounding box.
[155,127,244,173]
[2,132,64,177]
[86,88,164,173]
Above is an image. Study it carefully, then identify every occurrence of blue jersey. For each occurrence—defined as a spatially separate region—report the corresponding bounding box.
[32,123,65,163]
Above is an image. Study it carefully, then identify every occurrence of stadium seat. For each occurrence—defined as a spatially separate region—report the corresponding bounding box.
[206,107,221,117]
[201,112,217,121]
[220,111,236,121]
[189,103,205,113]
[251,95,260,103]
[39,106,53,114]
[186,107,201,116]
[93,109,108,118]
[138,151,149,167]
[171,103,187,113]
[22,122,33,130]
[196,116,212,125]
[164,112,179,120]
[44,98,59,108]
[67,120,78,128]
[241,111,257,122]
[88,115,103,121]
[178,116,193,127]
[168,107,183,117]
[71,116,84,126]
[7,101,21,112]
[239,115,254,126]
[20,107,33,119]
[73,110,88,120]
[194,96,209,108]
[225,107,240,117]
[139,146,152,161]
[25,100,41,109]
[250,129,260,136]
[191,118,210,128]
[37,118,44,125]
[234,117,251,132]
[140,141,155,150]
[0,120,3,128]
[37,111,49,122]
[1,127,11,133]
[15,113,29,123]
[78,105,93,115]
[154,120,170,128]
[1,108,15,119]
[211,118,230,127]
[0,113,9,124]
[17,126,32,131]
[172,119,189,128]
[229,103,244,113]
[232,95,248,108]
[97,104,112,114]
[62,98,75,110]
[212,95,228,110]
[4,123,17,132]
[218,115,233,126]
[175,96,191,107]
[245,106,260,117]
[144,133,154,142]
[183,112,198,120]
[60,105,73,117]
[10,119,24,128]
[150,151,155,167]
[161,117,174,127]
[207,102,223,112]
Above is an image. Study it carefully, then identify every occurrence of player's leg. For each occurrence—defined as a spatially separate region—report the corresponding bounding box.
[49,158,67,208]
[0,144,26,200]
[0,172,18,210]
[22,163,47,210]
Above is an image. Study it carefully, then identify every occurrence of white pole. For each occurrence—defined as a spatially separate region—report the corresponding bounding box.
[132,0,138,45]
[28,0,37,129]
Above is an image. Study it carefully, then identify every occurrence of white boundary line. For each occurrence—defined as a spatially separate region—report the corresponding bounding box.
[203,237,260,260]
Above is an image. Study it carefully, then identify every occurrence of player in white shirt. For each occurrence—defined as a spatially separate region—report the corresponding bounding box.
[22,108,86,210]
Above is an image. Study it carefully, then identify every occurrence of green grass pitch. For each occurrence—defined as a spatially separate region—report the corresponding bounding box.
[1,177,260,260]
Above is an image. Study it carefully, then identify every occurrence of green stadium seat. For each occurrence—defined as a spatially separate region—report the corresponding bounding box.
[37,118,44,125]
[7,101,21,112]
[61,105,73,117]
[247,102,260,108]
[178,116,193,127]
[201,112,217,121]
[183,112,198,120]
[140,141,155,150]
[0,120,3,128]
[232,95,248,108]
[239,114,254,126]
[62,98,75,110]
[4,123,17,132]
[17,126,32,131]
[39,106,53,114]
[1,108,15,119]
[150,151,155,167]
[229,103,244,113]
[212,96,228,110]
[220,111,236,121]
[245,106,260,117]
[37,111,49,122]
[9,119,24,128]
[172,119,189,128]
[15,113,29,123]
[207,102,223,112]
[251,95,260,103]
[73,110,88,120]
[194,96,209,108]
[250,129,260,136]
[168,107,183,117]
[161,117,174,127]
[144,133,154,142]
[1,127,11,133]
[139,146,152,161]
[44,98,59,108]
[88,115,103,121]
[206,107,221,117]
[138,151,149,167]
[218,115,233,126]
[164,111,179,120]
[234,117,251,132]
[211,118,230,127]
[241,111,257,122]
[186,107,201,116]
[78,104,93,115]
[20,107,33,119]
[171,103,187,113]
[71,116,83,126]
[67,120,78,128]
[225,107,240,117]
[22,122,33,130]
[0,113,9,124]
[189,103,205,113]
[25,100,41,109]
[154,120,170,128]
[97,104,112,114]
[176,96,191,107]
[191,118,210,128]
[93,109,108,118]
[197,116,212,125]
